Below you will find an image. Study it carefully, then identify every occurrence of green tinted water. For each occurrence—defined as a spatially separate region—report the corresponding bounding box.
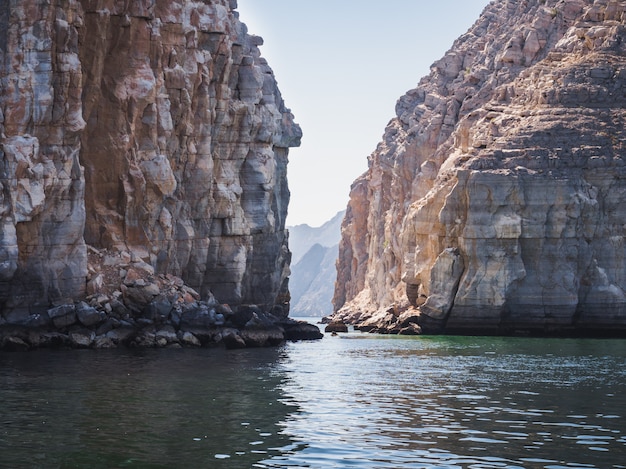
[1,331,625,468]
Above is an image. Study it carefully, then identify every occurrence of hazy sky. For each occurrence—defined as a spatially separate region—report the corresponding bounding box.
[237,0,492,227]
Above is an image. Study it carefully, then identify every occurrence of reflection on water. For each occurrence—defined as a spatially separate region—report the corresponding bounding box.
[262,334,626,468]
[0,348,298,468]
[1,333,626,468]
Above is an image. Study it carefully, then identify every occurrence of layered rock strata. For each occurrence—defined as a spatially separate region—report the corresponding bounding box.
[0,0,314,345]
[332,0,626,336]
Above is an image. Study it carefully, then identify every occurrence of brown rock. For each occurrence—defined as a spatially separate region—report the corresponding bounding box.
[324,321,348,333]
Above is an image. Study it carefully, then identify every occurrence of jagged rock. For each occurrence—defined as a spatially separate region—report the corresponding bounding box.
[180,331,201,347]
[230,305,259,328]
[180,306,216,328]
[0,0,300,320]
[333,0,626,336]
[76,302,105,327]
[156,326,179,345]
[142,300,174,324]
[399,323,422,336]
[223,332,247,349]
[105,327,136,345]
[48,305,77,328]
[69,329,96,348]
[133,329,157,348]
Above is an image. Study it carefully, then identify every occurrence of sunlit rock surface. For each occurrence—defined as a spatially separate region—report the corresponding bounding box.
[333,0,626,335]
[0,0,301,324]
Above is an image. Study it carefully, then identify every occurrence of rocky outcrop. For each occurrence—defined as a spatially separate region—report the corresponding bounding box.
[0,0,305,338]
[0,245,322,350]
[333,0,626,336]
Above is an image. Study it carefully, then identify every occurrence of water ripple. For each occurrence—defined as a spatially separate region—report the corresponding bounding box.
[259,334,626,468]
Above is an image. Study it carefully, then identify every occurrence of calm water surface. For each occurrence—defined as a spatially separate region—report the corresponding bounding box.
[1,324,625,468]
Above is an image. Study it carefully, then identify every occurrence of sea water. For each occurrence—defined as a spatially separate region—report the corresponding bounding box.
[1,323,625,468]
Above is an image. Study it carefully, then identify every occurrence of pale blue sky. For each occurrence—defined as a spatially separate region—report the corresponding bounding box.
[236,0,492,226]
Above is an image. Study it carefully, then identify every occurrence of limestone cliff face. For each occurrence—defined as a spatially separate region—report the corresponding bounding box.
[0,0,300,318]
[334,0,626,335]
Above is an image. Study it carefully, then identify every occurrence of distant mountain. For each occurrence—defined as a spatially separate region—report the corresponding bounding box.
[288,210,344,264]
[288,211,344,317]
[290,244,338,317]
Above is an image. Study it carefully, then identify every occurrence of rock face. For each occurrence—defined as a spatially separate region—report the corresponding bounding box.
[333,0,626,336]
[0,0,301,324]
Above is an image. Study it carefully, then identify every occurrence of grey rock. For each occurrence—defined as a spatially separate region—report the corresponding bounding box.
[105,327,136,345]
[76,302,105,327]
[48,305,77,328]
[156,326,178,344]
[180,306,214,328]
[180,331,201,347]
[69,329,95,348]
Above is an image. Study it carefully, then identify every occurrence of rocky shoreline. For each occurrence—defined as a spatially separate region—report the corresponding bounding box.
[325,306,626,338]
[0,247,322,351]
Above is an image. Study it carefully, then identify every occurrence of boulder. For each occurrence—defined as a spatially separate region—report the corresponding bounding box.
[180,331,201,347]
[324,321,348,333]
[69,329,96,348]
[241,327,285,347]
[76,302,105,327]
[105,327,136,345]
[223,332,247,349]
[48,305,77,328]
[281,320,324,341]
[229,305,259,328]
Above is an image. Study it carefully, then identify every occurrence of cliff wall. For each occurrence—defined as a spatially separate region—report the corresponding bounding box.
[333,0,626,335]
[0,0,300,320]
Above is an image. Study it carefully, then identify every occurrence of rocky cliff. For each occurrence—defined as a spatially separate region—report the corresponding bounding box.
[333,0,626,336]
[0,0,311,346]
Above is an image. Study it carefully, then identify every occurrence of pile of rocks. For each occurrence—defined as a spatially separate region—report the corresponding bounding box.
[323,306,422,336]
[0,247,322,351]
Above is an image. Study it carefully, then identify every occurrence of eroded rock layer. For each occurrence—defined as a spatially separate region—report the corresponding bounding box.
[0,0,300,323]
[333,0,626,336]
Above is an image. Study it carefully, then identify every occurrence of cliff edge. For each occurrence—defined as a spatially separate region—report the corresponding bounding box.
[0,0,321,348]
[332,0,626,336]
